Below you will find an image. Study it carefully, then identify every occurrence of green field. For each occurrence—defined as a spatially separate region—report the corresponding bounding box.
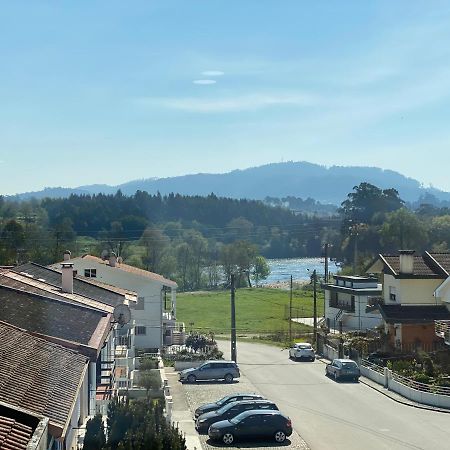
[177,287,324,339]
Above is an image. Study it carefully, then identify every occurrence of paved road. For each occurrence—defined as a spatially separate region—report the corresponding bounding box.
[219,341,449,450]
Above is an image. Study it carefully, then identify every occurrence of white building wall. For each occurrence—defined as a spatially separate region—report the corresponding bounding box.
[383,274,443,305]
[68,259,166,350]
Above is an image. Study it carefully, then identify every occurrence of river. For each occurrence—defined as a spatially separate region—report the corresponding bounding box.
[262,257,341,285]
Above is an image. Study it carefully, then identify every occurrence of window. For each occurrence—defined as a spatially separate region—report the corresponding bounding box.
[135,326,146,335]
[84,268,97,278]
[389,286,397,301]
[118,381,128,388]
[134,296,145,310]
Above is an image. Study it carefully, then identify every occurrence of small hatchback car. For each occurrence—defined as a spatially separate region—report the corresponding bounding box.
[208,410,292,445]
[326,358,360,381]
[289,342,315,361]
[179,360,240,383]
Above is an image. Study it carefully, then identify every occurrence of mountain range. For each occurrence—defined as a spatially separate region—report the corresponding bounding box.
[11,161,450,206]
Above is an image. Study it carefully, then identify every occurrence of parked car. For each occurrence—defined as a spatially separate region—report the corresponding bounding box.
[179,360,240,383]
[194,393,264,418]
[208,410,292,445]
[289,342,315,361]
[196,399,278,433]
[326,358,360,381]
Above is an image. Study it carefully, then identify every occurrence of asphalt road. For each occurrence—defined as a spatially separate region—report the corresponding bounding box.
[219,340,449,450]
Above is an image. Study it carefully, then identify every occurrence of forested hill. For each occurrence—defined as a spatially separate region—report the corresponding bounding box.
[12,161,450,205]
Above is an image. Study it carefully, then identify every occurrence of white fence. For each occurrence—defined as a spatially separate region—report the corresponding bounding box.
[323,344,339,361]
[361,359,450,409]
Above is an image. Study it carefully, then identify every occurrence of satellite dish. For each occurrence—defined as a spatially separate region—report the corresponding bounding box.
[113,304,131,327]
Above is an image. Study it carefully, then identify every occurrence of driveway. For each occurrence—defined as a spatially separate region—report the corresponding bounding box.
[174,366,309,450]
[218,340,450,450]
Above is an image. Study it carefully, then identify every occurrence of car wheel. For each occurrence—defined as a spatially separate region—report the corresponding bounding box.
[354,376,359,382]
[274,431,286,443]
[222,433,234,445]
[310,357,315,362]
[187,374,196,383]
[224,373,233,383]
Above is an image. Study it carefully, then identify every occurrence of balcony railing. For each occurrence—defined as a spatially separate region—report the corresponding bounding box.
[329,298,355,312]
[435,320,450,345]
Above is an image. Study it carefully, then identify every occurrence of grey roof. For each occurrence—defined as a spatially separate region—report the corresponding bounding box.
[379,304,450,324]
[0,321,87,434]
[0,284,107,348]
[12,263,125,307]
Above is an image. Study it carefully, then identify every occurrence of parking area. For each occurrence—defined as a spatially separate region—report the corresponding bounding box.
[169,367,310,450]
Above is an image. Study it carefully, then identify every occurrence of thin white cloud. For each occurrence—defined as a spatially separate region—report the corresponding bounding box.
[202,70,224,77]
[137,93,317,113]
[193,79,216,85]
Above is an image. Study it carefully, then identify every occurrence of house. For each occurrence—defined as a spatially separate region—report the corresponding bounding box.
[51,253,185,352]
[323,275,383,331]
[0,401,49,450]
[367,250,450,352]
[0,321,89,450]
[4,261,139,397]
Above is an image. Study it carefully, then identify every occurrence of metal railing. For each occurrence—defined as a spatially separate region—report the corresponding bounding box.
[361,359,384,375]
[329,298,355,312]
[435,320,450,344]
[391,371,450,396]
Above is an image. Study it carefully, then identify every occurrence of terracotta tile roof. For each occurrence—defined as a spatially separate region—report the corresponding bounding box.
[428,252,450,276]
[0,415,34,450]
[0,271,114,313]
[378,304,450,324]
[12,263,126,306]
[379,254,444,278]
[0,284,109,353]
[75,275,137,298]
[0,321,88,435]
[79,255,178,288]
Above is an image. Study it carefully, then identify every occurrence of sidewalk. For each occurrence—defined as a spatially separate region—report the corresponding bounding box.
[166,368,203,450]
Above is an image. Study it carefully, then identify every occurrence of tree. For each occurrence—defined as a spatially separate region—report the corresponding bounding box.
[380,208,428,251]
[139,371,161,399]
[140,226,170,273]
[0,220,25,264]
[83,414,106,450]
[251,255,270,286]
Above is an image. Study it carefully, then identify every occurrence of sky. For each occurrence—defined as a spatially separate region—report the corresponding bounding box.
[2,0,450,195]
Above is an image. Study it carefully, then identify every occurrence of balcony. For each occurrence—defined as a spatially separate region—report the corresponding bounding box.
[329,298,355,312]
[435,320,450,345]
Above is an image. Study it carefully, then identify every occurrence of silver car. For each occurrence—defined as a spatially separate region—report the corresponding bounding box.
[179,360,240,383]
[326,358,360,382]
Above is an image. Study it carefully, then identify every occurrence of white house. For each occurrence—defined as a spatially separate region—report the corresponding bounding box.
[53,253,184,352]
[323,275,383,331]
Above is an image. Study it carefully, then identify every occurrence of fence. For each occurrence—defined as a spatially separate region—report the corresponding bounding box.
[360,359,450,409]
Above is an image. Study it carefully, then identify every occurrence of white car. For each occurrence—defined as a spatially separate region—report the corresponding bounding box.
[289,343,315,361]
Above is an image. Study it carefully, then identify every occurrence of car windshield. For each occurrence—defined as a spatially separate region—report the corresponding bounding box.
[229,412,247,424]
[298,344,311,349]
[216,396,231,406]
[216,403,234,414]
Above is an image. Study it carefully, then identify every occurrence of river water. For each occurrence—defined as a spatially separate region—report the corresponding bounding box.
[262,257,341,285]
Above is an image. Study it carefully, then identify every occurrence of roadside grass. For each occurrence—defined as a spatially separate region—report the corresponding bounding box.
[177,287,324,345]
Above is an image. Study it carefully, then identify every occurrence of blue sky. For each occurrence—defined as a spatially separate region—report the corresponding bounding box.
[2,1,450,194]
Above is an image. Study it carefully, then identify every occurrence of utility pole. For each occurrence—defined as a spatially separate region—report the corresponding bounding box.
[339,320,344,358]
[289,275,293,343]
[313,269,317,346]
[230,274,237,363]
[324,243,329,283]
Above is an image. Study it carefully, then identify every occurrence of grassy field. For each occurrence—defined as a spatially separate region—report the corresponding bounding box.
[177,287,324,341]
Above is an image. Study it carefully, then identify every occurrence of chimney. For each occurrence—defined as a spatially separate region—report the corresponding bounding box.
[109,252,117,268]
[61,263,74,293]
[399,250,415,275]
[63,250,71,261]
